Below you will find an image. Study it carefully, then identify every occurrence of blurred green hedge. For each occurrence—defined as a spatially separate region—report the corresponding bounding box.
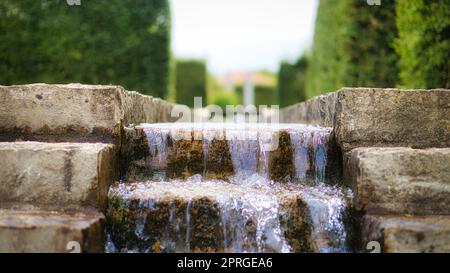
[175,60,207,107]
[235,85,277,107]
[0,0,171,98]
[305,0,398,98]
[395,0,450,89]
[277,56,308,107]
[255,85,277,106]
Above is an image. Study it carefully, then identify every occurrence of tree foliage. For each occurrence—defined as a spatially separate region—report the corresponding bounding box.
[395,0,450,88]
[175,60,207,107]
[305,0,398,97]
[277,55,308,107]
[0,0,171,97]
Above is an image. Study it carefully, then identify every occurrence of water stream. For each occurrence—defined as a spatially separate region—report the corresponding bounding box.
[107,123,351,253]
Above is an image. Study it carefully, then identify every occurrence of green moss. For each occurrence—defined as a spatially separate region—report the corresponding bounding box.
[324,132,343,185]
[279,197,313,252]
[120,127,151,181]
[107,194,225,252]
[166,132,204,179]
[342,202,364,252]
[204,139,234,180]
[144,198,187,252]
[189,198,224,252]
[106,194,141,250]
[268,131,295,181]
[126,161,154,181]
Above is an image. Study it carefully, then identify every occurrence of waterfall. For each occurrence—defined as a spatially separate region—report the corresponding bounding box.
[108,123,351,253]
[288,126,332,183]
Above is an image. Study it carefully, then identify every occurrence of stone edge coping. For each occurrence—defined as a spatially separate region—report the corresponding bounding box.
[0,83,182,140]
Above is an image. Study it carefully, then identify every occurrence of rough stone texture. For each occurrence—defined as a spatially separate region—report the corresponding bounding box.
[166,130,205,179]
[0,83,180,139]
[120,90,178,125]
[281,92,337,127]
[119,127,151,180]
[0,208,104,253]
[268,131,295,181]
[347,147,450,215]
[335,88,450,153]
[106,181,312,253]
[0,142,116,209]
[281,88,450,153]
[0,84,123,137]
[362,214,450,253]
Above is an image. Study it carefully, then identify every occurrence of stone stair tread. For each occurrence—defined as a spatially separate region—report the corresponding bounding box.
[109,179,302,202]
[0,83,177,138]
[347,147,450,215]
[281,87,450,152]
[0,141,116,209]
[362,214,450,253]
[0,207,104,253]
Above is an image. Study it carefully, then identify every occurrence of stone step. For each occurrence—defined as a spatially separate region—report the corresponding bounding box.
[106,178,350,253]
[0,208,104,253]
[346,147,450,215]
[0,142,116,209]
[0,83,177,141]
[362,214,450,253]
[281,88,450,153]
[123,123,341,184]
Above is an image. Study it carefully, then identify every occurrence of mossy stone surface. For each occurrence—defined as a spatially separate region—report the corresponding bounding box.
[166,132,204,179]
[268,131,295,181]
[204,139,234,180]
[279,196,313,252]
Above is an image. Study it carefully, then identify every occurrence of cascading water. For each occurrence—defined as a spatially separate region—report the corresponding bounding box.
[288,126,332,183]
[107,123,351,253]
[142,126,171,179]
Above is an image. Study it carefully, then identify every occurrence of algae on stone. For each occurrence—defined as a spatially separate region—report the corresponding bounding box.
[204,138,234,180]
[166,131,204,179]
[268,131,295,181]
[279,197,313,252]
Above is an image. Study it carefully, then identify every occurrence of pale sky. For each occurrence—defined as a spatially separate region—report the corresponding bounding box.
[170,0,318,75]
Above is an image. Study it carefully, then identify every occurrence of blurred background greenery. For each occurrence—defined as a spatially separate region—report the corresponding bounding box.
[0,0,448,109]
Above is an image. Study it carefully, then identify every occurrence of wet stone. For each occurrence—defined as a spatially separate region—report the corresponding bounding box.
[106,177,351,253]
[123,123,339,184]
[166,132,205,179]
[268,131,295,181]
[204,138,234,180]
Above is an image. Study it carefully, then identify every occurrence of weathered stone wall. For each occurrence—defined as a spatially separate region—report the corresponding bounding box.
[0,142,116,210]
[281,88,450,153]
[0,83,180,141]
[281,92,337,127]
[346,147,450,215]
[362,215,450,253]
[281,87,450,253]
[1,84,448,253]
[0,208,104,253]
[0,84,182,252]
